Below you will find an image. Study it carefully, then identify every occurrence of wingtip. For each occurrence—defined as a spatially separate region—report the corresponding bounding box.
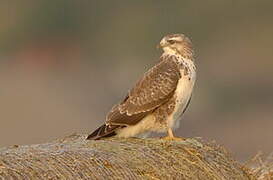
[86,133,102,140]
[86,134,98,140]
[86,125,104,140]
[86,134,99,140]
[86,124,120,140]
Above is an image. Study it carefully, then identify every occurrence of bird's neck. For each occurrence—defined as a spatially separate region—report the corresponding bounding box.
[162,51,194,63]
[162,47,194,60]
[161,52,196,73]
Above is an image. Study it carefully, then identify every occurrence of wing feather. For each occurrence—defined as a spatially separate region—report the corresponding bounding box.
[107,56,181,126]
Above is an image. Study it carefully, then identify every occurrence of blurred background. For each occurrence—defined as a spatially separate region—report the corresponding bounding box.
[0,0,272,161]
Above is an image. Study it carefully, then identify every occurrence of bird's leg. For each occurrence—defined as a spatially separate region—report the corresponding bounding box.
[161,128,185,141]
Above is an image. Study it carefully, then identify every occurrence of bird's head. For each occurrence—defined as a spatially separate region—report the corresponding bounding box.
[158,34,194,59]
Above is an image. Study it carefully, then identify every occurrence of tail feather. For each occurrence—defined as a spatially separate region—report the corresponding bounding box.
[86,124,123,140]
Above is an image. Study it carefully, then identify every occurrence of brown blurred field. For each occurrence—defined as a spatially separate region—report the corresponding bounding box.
[0,1,272,161]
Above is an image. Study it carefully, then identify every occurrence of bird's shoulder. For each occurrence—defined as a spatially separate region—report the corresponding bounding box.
[125,55,181,110]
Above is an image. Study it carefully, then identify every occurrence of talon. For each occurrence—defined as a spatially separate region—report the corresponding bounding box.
[161,128,186,141]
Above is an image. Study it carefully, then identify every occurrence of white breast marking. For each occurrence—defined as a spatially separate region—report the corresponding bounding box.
[168,58,196,129]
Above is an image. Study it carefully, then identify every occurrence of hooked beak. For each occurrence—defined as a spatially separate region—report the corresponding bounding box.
[157,40,166,49]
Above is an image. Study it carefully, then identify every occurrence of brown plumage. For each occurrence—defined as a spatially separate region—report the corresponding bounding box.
[87,33,196,140]
[107,59,181,125]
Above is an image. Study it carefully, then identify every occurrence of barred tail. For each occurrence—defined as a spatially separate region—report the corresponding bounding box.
[86,124,122,140]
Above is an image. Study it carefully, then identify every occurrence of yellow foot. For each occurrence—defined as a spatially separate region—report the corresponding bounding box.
[160,136,186,141]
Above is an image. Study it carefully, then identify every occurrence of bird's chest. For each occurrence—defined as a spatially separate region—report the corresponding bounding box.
[171,64,196,125]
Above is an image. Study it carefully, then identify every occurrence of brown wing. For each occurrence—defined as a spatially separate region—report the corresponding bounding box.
[107,56,181,126]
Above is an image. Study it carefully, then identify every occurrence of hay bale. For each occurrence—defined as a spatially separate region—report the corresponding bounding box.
[0,134,252,179]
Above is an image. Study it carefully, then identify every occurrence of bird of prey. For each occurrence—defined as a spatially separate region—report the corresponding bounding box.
[87,33,196,140]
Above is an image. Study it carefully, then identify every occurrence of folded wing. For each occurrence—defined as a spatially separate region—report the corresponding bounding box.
[107,57,181,126]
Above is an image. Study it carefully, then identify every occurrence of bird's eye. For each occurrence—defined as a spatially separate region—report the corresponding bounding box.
[168,40,175,44]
